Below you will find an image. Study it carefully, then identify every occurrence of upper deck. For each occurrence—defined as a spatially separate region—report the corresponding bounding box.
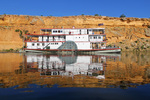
[26,28,105,36]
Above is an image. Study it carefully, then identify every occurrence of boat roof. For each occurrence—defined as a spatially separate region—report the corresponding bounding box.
[40,28,105,30]
[26,34,106,36]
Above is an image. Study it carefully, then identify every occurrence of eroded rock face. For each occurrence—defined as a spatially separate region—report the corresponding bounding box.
[145,29,150,37]
[0,15,150,51]
[0,15,5,21]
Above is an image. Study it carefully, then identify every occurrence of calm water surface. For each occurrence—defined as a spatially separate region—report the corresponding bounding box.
[0,52,150,100]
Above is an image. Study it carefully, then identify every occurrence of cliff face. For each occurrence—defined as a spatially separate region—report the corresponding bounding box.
[0,15,150,51]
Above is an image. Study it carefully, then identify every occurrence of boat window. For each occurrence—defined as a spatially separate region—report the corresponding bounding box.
[53,30,57,33]
[57,30,63,33]
[42,43,45,46]
[37,43,40,46]
[98,36,101,39]
[32,43,34,46]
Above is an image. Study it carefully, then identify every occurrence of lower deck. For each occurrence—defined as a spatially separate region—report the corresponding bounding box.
[26,41,106,50]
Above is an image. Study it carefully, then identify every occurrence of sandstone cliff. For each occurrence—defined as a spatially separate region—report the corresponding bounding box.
[0,15,150,51]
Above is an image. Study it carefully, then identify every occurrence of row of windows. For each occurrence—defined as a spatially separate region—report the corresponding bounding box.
[53,30,90,34]
[40,36,65,39]
[90,36,101,39]
[40,36,101,39]
[75,36,84,39]
[53,30,63,33]
[32,43,59,46]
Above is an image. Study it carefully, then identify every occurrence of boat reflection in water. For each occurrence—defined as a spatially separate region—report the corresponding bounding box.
[25,54,120,79]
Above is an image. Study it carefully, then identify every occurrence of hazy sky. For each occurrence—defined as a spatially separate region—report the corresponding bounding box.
[0,0,149,18]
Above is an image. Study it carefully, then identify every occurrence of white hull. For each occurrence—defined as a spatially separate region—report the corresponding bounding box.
[24,48,121,54]
[95,49,121,53]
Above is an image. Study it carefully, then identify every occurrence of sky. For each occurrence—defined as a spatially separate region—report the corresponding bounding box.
[0,0,149,18]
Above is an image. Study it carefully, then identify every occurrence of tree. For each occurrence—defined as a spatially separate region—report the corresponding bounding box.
[15,29,29,49]
[120,14,126,18]
[94,14,99,16]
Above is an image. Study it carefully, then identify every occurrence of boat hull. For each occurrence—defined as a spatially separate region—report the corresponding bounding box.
[24,48,121,53]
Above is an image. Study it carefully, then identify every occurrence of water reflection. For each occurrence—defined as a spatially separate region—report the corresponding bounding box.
[0,52,150,89]
[25,54,113,77]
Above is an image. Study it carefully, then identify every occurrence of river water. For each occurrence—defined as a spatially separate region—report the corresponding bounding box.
[0,52,150,100]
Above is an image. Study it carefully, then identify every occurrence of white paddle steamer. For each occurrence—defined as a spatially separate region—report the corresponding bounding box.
[24,28,121,53]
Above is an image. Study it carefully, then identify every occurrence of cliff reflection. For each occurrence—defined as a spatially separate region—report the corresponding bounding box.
[0,52,150,89]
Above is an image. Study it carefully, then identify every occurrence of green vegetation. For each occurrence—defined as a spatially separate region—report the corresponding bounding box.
[107,44,112,47]
[15,29,29,49]
[120,14,126,18]
[134,41,138,43]
[125,46,129,49]
[148,25,150,28]
[94,14,101,16]
[1,48,20,52]
[94,14,99,16]
[146,40,149,42]
[81,14,84,16]
[9,48,13,51]
[15,29,28,39]
[141,45,145,49]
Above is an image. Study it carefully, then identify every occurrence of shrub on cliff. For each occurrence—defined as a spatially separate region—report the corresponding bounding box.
[125,46,129,49]
[94,14,99,16]
[15,29,29,49]
[120,14,126,18]
[148,25,150,28]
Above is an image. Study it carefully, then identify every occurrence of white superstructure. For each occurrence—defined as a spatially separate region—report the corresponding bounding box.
[24,28,121,53]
